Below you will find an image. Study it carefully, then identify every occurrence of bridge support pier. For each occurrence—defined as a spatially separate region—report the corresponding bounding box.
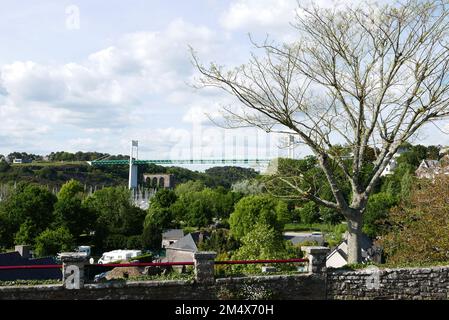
[128,164,138,189]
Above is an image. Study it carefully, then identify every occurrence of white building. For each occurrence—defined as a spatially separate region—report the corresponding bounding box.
[326,232,381,268]
[380,147,408,177]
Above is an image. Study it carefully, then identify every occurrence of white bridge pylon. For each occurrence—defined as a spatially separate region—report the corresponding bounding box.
[128,140,139,189]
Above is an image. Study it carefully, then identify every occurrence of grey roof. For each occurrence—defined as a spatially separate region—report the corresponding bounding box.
[162,229,184,240]
[327,232,374,262]
[167,234,198,252]
[421,159,440,169]
[284,234,324,246]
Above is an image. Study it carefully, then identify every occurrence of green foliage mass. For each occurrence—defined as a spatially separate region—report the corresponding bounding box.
[231,223,295,273]
[84,186,146,250]
[229,195,290,240]
[379,176,449,265]
[295,201,320,224]
[34,227,74,257]
[197,228,240,254]
[0,183,57,247]
[363,192,398,238]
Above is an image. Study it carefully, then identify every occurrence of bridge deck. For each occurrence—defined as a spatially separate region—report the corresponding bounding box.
[88,159,272,166]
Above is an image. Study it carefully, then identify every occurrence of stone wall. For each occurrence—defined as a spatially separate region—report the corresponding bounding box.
[327,266,449,300]
[0,274,326,300]
[3,266,449,300]
[3,248,449,300]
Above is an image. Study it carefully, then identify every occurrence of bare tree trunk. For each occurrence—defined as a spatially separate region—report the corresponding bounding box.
[347,214,363,264]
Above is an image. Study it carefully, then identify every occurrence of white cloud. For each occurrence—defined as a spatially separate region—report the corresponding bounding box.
[220,0,391,41]
[221,0,298,32]
[0,16,265,160]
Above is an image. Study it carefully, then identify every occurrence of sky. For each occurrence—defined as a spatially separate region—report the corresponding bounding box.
[0,0,447,163]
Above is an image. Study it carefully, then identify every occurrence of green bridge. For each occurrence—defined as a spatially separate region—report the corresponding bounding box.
[88,159,272,166]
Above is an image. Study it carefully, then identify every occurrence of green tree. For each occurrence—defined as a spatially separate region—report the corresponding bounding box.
[426,145,441,160]
[34,227,74,257]
[231,179,264,195]
[229,195,290,240]
[170,187,238,227]
[174,180,204,197]
[84,187,146,249]
[204,166,258,188]
[152,189,177,208]
[399,170,414,201]
[58,179,84,200]
[14,220,37,245]
[53,180,94,239]
[144,206,174,230]
[141,223,162,251]
[197,228,240,254]
[380,176,449,265]
[0,183,57,248]
[296,201,320,224]
[232,223,294,273]
[362,192,397,238]
[0,160,10,173]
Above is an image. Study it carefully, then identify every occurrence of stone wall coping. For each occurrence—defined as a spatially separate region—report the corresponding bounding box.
[328,264,449,274]
[0,284,63,292]
[215,274,311,284]
[194,252,217,259]
[301,246,330,254]
[83,279,192,290]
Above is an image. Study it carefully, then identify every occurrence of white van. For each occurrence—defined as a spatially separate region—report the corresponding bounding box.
[97,250,142,264]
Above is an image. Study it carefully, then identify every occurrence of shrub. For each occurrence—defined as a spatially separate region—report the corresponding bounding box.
[34,227,74,257]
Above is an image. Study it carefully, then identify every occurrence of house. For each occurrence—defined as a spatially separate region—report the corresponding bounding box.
[415,158,449,179]
[380,158,398,176]
[380,147,408,177]
[12,158,31,164]
[164,231,210,264]
[326,232,382,268]
[0,245,61,281]
[165,234,198,264]
[161,229,184,249]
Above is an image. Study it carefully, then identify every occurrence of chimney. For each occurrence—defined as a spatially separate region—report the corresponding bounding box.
[15,245,31,259]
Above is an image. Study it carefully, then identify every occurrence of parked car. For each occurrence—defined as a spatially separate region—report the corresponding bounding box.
[97,250,142,264]
[77,246,91,256]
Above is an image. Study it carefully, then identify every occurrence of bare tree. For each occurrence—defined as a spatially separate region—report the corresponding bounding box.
[191,0,449,263]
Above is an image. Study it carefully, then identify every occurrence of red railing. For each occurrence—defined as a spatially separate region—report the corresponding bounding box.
[90,261,194,268]
[215,258,308,265]
[0,264,62,270]
[0,258,308,271]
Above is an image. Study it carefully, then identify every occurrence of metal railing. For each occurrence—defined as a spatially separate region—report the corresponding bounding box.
[0,258,307,271]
